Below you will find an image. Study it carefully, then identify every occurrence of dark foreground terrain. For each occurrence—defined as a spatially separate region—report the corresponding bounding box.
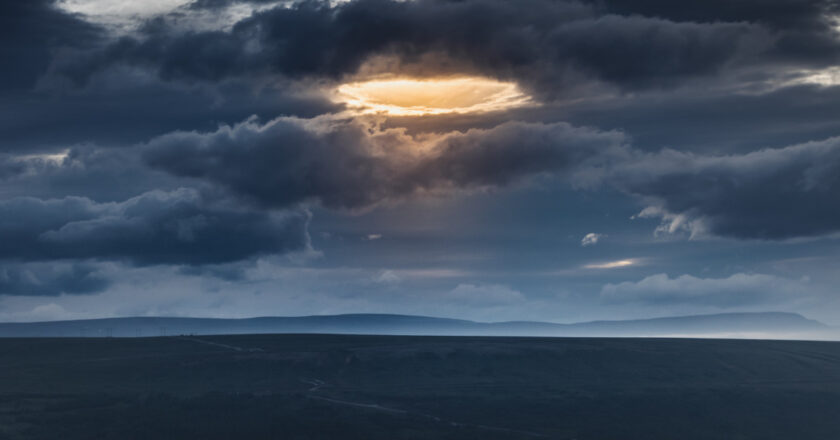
[1,335,839,439]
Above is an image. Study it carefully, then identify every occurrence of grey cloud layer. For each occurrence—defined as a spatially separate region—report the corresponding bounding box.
[3,105,837,286]
[591,0,840,62]
[0,0,102,92]
[0,263,110,297]
[616,137,840,239]
[144,117,628,210]
[601,273,812,307]
[142,114,840,240]
[0,188,310,266]
[52,0,783,97]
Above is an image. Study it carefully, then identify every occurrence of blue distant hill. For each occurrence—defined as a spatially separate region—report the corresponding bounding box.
[0,311,833,339]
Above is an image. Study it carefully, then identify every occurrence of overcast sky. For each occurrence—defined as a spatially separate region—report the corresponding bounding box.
[1,0,839,323]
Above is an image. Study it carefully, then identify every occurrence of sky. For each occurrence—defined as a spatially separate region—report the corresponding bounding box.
[1,0,840,324]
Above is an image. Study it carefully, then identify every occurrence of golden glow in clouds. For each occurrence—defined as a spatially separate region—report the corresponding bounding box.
[335,77,530,116]
[584,259,637,270]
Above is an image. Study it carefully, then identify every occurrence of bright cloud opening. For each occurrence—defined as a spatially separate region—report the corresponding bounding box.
[334,77,531,116]
[584,259,637,270]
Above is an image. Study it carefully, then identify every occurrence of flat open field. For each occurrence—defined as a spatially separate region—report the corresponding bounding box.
[1,335,839,439]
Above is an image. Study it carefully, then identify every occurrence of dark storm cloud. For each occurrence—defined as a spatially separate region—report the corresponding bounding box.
[613,137,840,240]
[6,0,838,154]
[0,263,110,296]
[52,0,767,97]
[586,0,840,66]
[144,112,840,240]
[0,80,338,153]
[407,120,626,188]
[585,0,839,32]
[0,188,311,265]
[0,0,336,154]
[382,84,840,156]
[0,0,102,92]
[0,147,180,202]
[143,117,629,210]
[561,84,840,154]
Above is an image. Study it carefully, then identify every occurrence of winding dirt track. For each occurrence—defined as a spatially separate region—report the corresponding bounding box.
[300,377,548,438]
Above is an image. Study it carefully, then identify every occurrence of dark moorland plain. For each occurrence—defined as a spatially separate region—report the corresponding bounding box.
[1,335,840,440]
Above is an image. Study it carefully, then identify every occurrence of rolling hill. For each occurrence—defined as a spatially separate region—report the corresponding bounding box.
[0,311,832,339]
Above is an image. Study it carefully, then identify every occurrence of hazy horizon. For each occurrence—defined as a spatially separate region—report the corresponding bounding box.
[0,311,836,343]
[0,309,827,325]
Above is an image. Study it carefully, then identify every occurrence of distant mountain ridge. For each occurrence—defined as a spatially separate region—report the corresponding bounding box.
[0,312,833,340]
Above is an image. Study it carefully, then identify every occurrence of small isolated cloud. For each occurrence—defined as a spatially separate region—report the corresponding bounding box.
[365,234,383,241]
[449,283,525,306]
[581,232,605,246]
[372,270,401,284]
[584,259,637,269]
[601,273,811,307]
